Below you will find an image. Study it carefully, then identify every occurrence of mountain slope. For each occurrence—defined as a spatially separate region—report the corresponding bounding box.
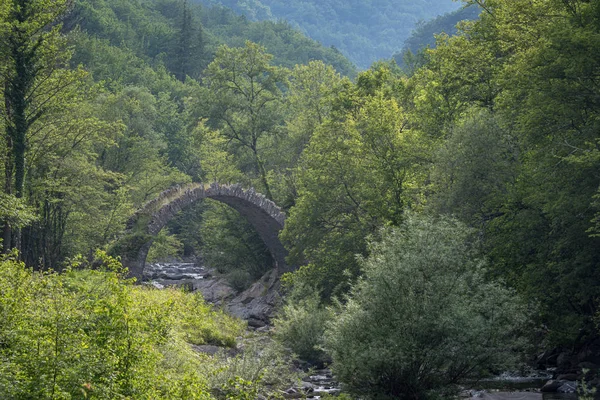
[67,0,357,79]
[197,0,462,69]
[393,5,480,69]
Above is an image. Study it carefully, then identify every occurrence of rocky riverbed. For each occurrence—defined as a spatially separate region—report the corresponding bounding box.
[143,261,282,326]
[143,261,596,400]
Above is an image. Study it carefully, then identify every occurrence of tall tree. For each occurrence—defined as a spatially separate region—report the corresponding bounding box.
[174,0,193,82]
[204,41,287,199]
[0,0,75,251]
[282,65,431,297]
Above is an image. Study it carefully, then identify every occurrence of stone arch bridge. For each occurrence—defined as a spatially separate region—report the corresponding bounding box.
[118,182,289,280]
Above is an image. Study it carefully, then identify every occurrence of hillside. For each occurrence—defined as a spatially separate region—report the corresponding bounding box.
[197,0,462,68]
[393,5,481,69]
[67,0,357,78]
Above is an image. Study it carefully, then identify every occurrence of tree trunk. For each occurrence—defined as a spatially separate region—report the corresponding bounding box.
[3,133,13,252]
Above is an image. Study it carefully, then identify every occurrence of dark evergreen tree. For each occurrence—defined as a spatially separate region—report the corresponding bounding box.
[174,0,193,81]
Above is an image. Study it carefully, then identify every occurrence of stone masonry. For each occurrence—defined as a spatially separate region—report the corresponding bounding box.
[120,182,289,280]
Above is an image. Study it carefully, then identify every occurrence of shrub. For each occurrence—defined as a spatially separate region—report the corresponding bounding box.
[227,269,253,292]
[274,284,332,365]
[0,251,245,399]
[323,214,530,399]
[206,337,300,399]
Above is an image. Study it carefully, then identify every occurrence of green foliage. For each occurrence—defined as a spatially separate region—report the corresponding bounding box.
[70,0,356,77]
[200,0,461,69]
[205,41,287,199]
[273,284,332,365]
[267,60,346,208]
[0,193,37,230]
[147,229,184,262]
[0,251,244,399]
[199,200,273,281]
[219,376,260,400]
[323,214,530,399]
[394,5,480,71]
[3,0,357,273]
[428,108,517,226]
[395,0,600,345]
[282,66,432,297]
[578,369,597,400]
[207,337,300,399]
[196,121,244,183]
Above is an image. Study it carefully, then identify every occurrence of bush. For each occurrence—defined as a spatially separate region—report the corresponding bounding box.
[323,214,530,399]
[227,269,253,292]
[274,284,332,365]
[206,337,301,399]
[0,251,245,399]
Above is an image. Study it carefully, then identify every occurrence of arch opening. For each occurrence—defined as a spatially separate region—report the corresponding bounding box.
[118,183,290,280]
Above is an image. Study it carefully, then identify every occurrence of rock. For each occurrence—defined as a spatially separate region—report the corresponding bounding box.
[191,344,221,356]
[556,373,579,381]
[578,361,599,371]
[479,394,542,399]
[556,351,573,371]
[577,338,600,365]
[192,275,235,303]
[247,317,267,328]
[255,325,271,333]
[540,380,563,392]
[144,262,285,326]
[300,381,315,392]
[227,269,282,323]
[468,390,486,398]
[545,352,559,367]
[536,350,551,368]
[557,381,577,393]
[283,388,303,399]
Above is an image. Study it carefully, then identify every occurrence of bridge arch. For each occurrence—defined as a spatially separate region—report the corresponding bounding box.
[119,182,289,280]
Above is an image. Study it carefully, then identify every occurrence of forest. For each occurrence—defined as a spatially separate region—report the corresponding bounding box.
[197,0,462,68]
[1,0,600,398]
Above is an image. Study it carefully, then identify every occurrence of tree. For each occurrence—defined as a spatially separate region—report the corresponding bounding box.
[172,0,206,81]
[266,61,344,207]
[0,0,73,251]
[324,214,529,399]
[174,0,193,82]
[281,65,430,297]
[204,41,287,200]
[428,108,518,227]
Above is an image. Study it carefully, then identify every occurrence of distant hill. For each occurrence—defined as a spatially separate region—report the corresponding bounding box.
[67,0,357,79]
[393,4,480,68]
[196,0,462,69]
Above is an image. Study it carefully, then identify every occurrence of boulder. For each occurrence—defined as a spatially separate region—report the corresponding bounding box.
[227,269,282,323]
[556,373,579,381]
[540,380,563,392]
[557,381,577,393]
[577,338,600,365]
[191,344,221,356]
